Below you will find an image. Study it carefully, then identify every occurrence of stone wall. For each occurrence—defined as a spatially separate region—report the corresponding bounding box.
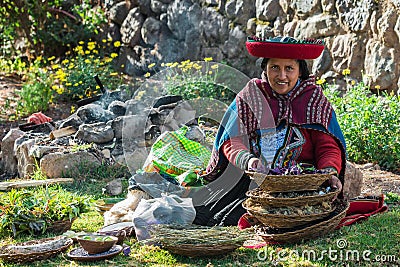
[102,0,400,93]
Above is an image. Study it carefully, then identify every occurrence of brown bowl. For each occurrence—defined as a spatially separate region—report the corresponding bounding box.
[76,234,118,254]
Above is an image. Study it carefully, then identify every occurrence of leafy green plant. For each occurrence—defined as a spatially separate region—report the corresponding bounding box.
[0,0,106,59]
[146,59,237,104]
[0,185,92,237]
[324,79,400,171]
[385,192,400,204]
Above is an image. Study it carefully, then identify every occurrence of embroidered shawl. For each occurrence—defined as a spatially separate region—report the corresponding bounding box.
[202,75,347,182]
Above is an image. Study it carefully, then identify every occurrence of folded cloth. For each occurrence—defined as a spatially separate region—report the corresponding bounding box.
[336,194,388,228]
[27,112,53,125]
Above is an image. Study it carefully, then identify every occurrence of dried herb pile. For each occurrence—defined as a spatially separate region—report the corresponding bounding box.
[148,224,250,246]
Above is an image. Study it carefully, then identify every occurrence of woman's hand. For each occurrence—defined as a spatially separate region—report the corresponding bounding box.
[329,175,343,201]
[247,158,268,173]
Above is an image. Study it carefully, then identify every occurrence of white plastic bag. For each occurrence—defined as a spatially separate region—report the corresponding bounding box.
[132,193,196,241]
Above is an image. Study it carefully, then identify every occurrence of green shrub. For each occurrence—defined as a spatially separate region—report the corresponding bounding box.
[325,81,400,171]
[15,58,54,117]
[0,0,106,59]
[146,59,237,104]
[0,185,92,237]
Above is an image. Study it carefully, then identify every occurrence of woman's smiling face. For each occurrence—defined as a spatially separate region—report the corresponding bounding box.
[264,58,301,95]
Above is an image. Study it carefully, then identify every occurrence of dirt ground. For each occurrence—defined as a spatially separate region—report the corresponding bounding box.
[1,74,400,195]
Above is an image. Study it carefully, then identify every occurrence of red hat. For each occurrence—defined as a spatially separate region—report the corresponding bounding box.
[246,36,324,60]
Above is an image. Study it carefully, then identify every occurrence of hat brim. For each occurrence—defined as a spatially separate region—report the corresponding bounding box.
[246,41,324,60]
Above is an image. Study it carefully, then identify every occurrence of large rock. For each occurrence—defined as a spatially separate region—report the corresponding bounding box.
[40,151,103,178]
[16,139,36,178]
[343,161,363,199]
[75,121,115,144]
[1,129,25,176]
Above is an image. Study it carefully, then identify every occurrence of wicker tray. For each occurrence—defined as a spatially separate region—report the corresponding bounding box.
[242,198,333,228]
[246,187,339,207]
[148,224,248,257]
[245,171,332,193]
[0,236,73,263]
[163,243,241,257]
[255,201,349,244]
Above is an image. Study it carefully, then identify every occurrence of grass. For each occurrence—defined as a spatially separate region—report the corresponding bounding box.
[0,165,400,266]
[0,204,398,266]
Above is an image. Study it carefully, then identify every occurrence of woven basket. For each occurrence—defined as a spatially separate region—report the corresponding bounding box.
[242,198,333,228]
[245,171,332,193]
[46,218,75,234]
[255,201,349,244]
[149,224,248,257]
[246,187,339,207]
[163,243,241,257]
[0,236,73,263]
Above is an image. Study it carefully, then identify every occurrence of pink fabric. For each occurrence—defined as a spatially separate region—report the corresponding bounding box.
[27,112,53,125]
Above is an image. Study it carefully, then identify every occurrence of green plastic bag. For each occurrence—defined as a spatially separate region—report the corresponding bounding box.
[142,126,211,187]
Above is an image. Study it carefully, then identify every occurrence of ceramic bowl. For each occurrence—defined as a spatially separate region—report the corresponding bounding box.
[76,234,118,254]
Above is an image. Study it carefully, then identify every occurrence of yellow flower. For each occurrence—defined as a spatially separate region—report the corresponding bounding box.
[57,87,64,95]
[148,63,156,68]
[120,64,125,68]
[70,106,76,114]
[342,68,350,76]
[208,71,213,75]
[351,80,356,85]
[85,50,90,55]
[144,72,151,78]
[74,83,79,86]
[36,56,42,62]
[181,59,190,65]
[84,59,91,64]
[375,85,381,89]
[51,64,60,70]
[62,59,69,65]
[193,63,202,70]
[211,64,218,69]
[166,62,173,67]
[102,39,107,43]
[114,41,121,47]
[111,53,118,58]
[204,57,213,62]
[316,78,326,85]
[66,83,72,86]
[93,49,99,54]
[110,72,118,76]
[48,56,56,61]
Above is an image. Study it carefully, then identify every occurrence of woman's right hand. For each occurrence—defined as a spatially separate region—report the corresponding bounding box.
[247,158,268,173]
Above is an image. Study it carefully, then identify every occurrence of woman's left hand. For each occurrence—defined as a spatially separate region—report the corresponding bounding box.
[329,175,342,192]
[329,175,343,201]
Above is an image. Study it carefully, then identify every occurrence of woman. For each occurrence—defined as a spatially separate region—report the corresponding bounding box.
[193,36,346,226]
